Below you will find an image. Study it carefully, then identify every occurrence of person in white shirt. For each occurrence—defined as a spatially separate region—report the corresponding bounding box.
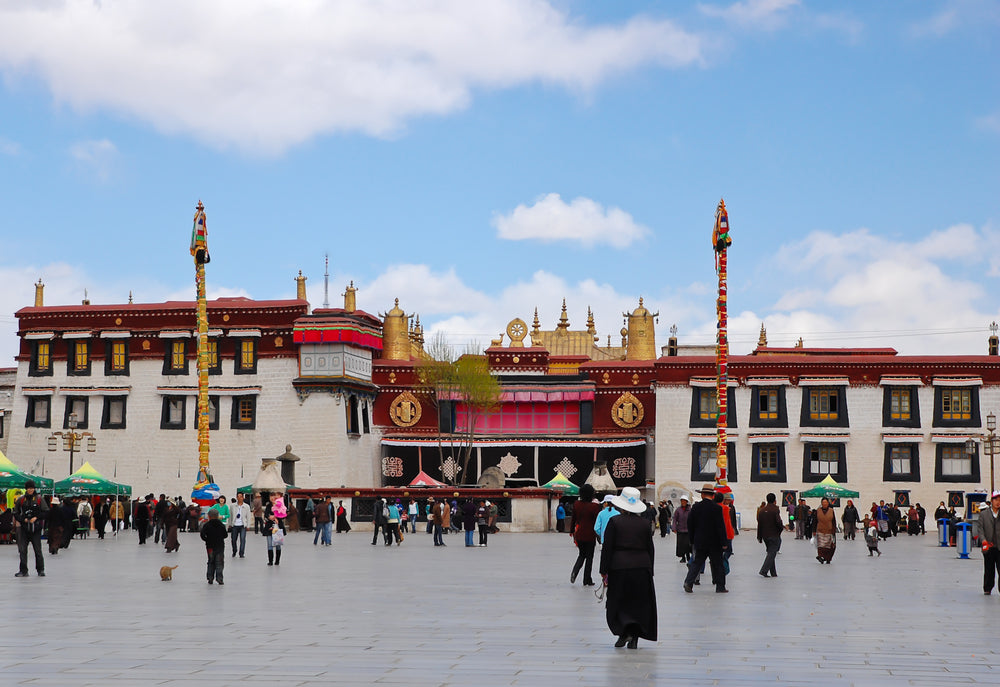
[228,493,253,558]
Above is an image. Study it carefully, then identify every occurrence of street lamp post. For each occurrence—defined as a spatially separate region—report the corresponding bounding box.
[984,411,998,495]
[47,412,96,474]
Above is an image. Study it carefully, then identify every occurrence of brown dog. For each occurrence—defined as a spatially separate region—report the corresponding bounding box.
[159,565,178,581]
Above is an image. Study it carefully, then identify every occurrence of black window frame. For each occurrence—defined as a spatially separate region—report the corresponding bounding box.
[162,339,190,376]
[801,443,847,482]
[750,442,787,482]
[208,395,220,431]
[206,338,222,375]
[800,387,850,428]
[101,396,128,430]
[104,339,130,376]
[62,396,90,430]
[25,396,52,428]
[230,395,257,430]
[362,401,371,434]
[689,387,737,429]
[883,443,921,482]
[690,442,737,482]
[347,395,360,435]
[934,443,980,483]
[932,386,981,428]
[28,340,53,377]
[234,338,258,375]
[160,396,187,430]
[882,386,920,428]
[749,386,787,428]
[67,339,92,377]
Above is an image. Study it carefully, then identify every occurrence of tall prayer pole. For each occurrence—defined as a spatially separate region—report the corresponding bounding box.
[712,199,732,486]
[190,201,218,506]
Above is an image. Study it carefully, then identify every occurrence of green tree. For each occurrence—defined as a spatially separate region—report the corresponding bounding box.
[418,334,502,485]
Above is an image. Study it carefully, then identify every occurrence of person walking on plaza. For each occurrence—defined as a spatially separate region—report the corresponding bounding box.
[657,500,672,538]
[756,492,783,578]
[385,501,403,545]
[264,491,286,566]
[407,498,419,534]
[814,497,838,564]
[110,497,124,536]
[46,497,66,555]
[875,500,890,540]
[252,493,264,534]
[569,484,600,586]
[463,498,477,547]
[336,500,351,533]
[432,498,447,547]
[229,492,252,557]
[475,499,489,547]
[13,480,48,578]
[841,500,860,540]
[94,497,109,540]
[864,516,881,556]
[794,499,809,540]
[313,495,332,546]
[672,496,691,563]
[599,486,656,650]
[556,501,566,532]
[210,495,230,524]
[683,483,727,593]
[372,496,386,546]
[76,497,92,538]
[153,493,167,544]
[200,509,228,585]
[135,495,151,545]
[977,490,1000,595]
[907,505,920,535]
[163,498,181,553]
[916,502,927,534]
[594,495,619,544]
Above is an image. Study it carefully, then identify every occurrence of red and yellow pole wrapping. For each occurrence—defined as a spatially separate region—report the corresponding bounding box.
[712,199,732,485]
[190,201,212,491]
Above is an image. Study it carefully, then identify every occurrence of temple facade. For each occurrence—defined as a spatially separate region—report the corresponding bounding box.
[5,277,1000,526]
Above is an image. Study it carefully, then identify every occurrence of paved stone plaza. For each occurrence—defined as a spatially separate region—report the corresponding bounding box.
[4,525,998,686]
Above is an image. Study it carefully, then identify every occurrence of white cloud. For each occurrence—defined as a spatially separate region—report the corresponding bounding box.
[907,0,1000,38]
[0,1,703,155]
[698,0,800,30]
[69,138,118,182]
[493,193,651,248]
[976,111,1000,134]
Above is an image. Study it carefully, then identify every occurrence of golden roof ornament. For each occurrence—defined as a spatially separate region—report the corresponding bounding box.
[343,281,357,312]
[532,307,541,335]
[758,323,767,348]
[34,278,44,307]
[586,307,596,336]
[556,298,570,331]
[795,337,804,348]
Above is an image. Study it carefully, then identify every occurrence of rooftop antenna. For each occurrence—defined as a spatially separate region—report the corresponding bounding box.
[323,253,330,309]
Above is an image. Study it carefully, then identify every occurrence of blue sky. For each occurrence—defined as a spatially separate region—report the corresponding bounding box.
[0,0,997,366]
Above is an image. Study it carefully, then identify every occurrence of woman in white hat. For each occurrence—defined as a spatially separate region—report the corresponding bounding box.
[599,486,656,649]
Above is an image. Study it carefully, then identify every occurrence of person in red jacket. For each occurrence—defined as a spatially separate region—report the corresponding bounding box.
[569,484,600,587]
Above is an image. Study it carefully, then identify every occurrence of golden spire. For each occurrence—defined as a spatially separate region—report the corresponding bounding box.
[295,270,308,301]
[758,323,767,348]
[532,307,540,335]
[556,298,570,332]
[344,280,357,312]
[34,279,44,307]
[128,290,133,304]
[795,337,804,348]
[586,307,596,335]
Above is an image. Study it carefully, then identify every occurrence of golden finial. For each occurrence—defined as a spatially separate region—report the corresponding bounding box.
[343,280,357,312]
[532,307,540,335]
[128,290,133,304]
[795,337,804,348]
[295,270,308,302]
[34,278,44,307]
[586,307,596,335]
[758,323,767,348]
[557,298,569,330]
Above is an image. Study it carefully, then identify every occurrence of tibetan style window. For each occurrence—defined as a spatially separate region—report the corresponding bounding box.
[802,443,847,482]
[63,396,89,429]
[690,443,737,482]
[163,340,189,375]
[235,339,258,374]
[68,340,91,376]
[800,387,849,427]
[749,387,787,428]
[105,340,129,375]
[101,397,127,430]
[208,396,220,430]
[883,444,920,482]
[935,444,979,482]
[689,387,737,429]
[29,341,52,377]
[933,387,980,427]
[161,396,186,430]
[207,339,222,375]
[231,395,256,430]
[25,396,51,428]
[751,443,786,482]
[882,387,920,428]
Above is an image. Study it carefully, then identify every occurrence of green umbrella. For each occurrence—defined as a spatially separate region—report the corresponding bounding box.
[54,461,132,497]
[800,474,859,499]
[541,472,579,496]
[0,449,54,491]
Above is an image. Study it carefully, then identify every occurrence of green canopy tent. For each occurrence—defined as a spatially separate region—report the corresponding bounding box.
[800,474,859,499]
[0,449,54,491]
[54,461,132,497]
[541,472,580,496]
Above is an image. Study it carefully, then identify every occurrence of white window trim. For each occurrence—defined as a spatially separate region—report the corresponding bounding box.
[99,331,132,339]
[159,330,193,339]
[156,386,261,397]
[879,376,923,387]
[745,377,792,387]
[799,433,851,443]
[747,433,789,444]
[881,433,923,444]
[24,331,55,340]
[798,377,850,387]
[689,377,738,388]
[932,377,982,387]
[58,387,131,397]
[21,387,56,396]
[228,329,262,338]
[61,331,93,340]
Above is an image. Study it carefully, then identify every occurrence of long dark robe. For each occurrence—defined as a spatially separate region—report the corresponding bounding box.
[336,506,351,533]
[163,505,180,552]
[600,513,657,642]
